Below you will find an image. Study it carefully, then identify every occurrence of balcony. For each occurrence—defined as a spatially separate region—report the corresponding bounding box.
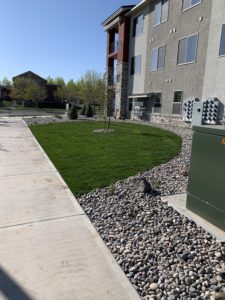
[109,41,118,54]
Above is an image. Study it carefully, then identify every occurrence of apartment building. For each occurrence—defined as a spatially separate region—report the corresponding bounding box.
[102,0,225,120]
[202,0,225,101]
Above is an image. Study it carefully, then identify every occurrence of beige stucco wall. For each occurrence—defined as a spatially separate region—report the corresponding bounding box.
[127,0,212,114]
[128,5,150,95]
[202,0,225,104]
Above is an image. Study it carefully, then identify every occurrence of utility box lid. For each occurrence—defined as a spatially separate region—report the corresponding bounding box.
[193,125,225,136]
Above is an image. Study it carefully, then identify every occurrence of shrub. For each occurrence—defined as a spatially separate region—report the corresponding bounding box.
[68,104,78,120]
[80,104,86,115]
[85,103,94,118]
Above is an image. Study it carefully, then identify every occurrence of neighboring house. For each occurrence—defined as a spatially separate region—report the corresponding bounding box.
[12,71,58,102]
[103,0,225,120]
[0,85,11,100]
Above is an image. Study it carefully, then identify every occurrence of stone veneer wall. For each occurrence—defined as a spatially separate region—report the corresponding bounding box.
[150,113,224,127]
[115,62,129,119]
[150,113,191,128]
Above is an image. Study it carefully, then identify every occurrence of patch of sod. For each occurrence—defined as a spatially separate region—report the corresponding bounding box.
[30,121,182,196]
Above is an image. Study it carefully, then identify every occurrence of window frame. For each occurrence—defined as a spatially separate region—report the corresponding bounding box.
[150,45,166,71]
[177,33,199,65]
[172,91,183,115]
[219,23,225,57]
[131,55,142,75]
[153,0,169,28]
[173,91,183,103]
[153,92,162,107]
[182,0,202,12]
[133,14,144,37]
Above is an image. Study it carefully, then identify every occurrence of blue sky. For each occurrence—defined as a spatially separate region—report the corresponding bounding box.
[0,0,138,83]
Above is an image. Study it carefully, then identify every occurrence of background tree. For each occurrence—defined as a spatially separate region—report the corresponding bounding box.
[1,76,11,87]
[11,78,28,101]
[54,77,65,86]
[54,77,68,101]
[11,78,47,105]
[77,70,106,111]
[67,79,77,102]
[97,73,107,112]
[26,81,47,102]
[46,76,55,84]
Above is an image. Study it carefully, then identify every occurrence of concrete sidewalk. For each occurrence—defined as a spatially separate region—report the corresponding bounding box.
[0,118,140,300]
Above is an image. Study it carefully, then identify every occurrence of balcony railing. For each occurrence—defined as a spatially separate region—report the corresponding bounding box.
[109,41,118,54]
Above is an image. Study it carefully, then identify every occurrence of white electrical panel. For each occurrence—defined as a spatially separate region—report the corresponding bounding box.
[182,98,199,123]
[202,98,224,125]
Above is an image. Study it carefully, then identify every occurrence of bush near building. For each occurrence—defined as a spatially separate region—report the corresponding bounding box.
[68,104,78,120]
[85,103,94,117]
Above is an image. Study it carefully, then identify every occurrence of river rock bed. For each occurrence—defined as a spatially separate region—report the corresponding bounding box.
[78,125,225,300]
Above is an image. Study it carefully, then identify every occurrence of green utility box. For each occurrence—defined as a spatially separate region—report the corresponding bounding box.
[187,125,225,231]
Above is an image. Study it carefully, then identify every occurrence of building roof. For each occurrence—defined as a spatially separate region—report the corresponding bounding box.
[126,0,150,16]
[12,71,47,83]
[101,5,135,27]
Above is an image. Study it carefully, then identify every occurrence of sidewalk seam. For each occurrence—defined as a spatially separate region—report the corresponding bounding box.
[0,171,57,179]
[0,213,86,231]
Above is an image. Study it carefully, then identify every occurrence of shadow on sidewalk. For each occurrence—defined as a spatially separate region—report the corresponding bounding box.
[0,267,33,300]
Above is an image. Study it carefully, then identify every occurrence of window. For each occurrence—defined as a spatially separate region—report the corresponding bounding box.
[151,48,158,70]
[182,0,201,11]
[154,93,162,107]
[151,93,162,113]
[173,91,183,114]
[131,55,142,75]
[219,24,225,56]
[133,15,144,37]
[177,34,198,64]
[150,46,166,70]
[153,0,169,27]
[129,99,133,111]
[173,91,183,103]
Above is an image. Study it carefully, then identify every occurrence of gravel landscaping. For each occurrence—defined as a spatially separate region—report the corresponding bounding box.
[24,115,68,125]
[24,115,96,126]
[77,124,225,300]
[26,117,225,299]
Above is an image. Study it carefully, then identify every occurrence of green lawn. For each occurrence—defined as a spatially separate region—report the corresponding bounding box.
[30,121,182,196]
